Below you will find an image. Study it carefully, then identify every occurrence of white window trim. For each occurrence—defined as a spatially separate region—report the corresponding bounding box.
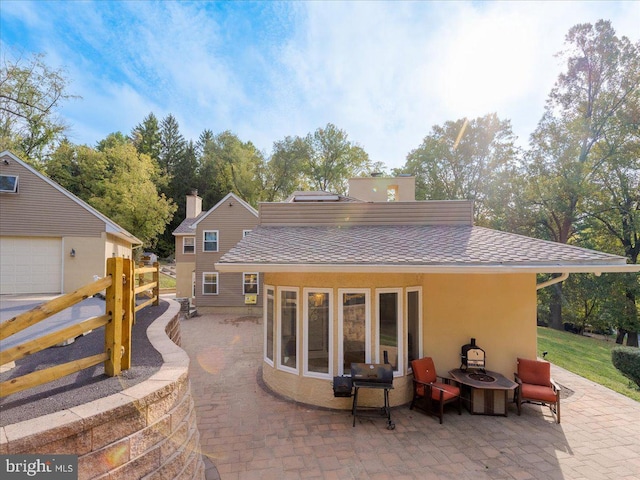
[202,230,219,252]
[0,174,19,193]
[375,287,404,377]
[303,288,333,380]
[243,272,259,295]
[277,286,300,375]
[202,272,218,295]
[337,288,371,376]
[183,236,195,254]
[264,285,275,367]
[243,229,252,237]
[406,286,423,374]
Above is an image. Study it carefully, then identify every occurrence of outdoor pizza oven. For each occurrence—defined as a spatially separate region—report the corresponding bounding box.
[460,338,485,371]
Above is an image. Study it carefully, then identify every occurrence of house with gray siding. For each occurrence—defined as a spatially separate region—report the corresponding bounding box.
[173,191,260,313]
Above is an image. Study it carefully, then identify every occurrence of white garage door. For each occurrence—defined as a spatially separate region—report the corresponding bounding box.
[0,237,62,295]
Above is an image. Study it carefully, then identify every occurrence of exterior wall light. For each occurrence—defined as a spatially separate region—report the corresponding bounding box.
[70,248,76,257]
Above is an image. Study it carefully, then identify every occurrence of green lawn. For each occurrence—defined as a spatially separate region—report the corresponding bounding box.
[537,326,640,402]
[159,273,176,289]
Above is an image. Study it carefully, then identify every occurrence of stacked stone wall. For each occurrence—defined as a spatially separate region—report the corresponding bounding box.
[0,300,205,480]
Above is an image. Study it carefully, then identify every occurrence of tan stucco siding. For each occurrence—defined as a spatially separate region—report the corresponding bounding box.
[262,271,537,408]
[105,233,134,259]
[423,274,537,377]
[63,236,108,293]
[195,200,259,308]
[0,155,105,237]
[175,260,195,298]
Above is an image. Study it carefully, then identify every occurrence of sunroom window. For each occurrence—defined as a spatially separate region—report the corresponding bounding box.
[304,289,332,378]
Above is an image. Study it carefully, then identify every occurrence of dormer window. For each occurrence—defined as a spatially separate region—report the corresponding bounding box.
[0,175,18,193]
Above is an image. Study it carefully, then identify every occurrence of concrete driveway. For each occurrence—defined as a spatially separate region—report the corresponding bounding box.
[179,313,640,480]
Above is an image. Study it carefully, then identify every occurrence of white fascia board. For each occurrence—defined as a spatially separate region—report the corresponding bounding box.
[215,262,640,275]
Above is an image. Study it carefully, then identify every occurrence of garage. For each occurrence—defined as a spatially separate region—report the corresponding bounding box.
[0,237,62,295]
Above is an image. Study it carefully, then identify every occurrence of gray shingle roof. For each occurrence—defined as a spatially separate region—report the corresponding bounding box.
[218,224,633,272]
[172,213,205,235]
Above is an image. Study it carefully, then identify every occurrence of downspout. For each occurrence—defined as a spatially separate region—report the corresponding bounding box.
[536,272,570,290]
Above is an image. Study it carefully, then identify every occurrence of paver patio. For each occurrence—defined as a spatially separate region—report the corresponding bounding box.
[180,313,640,480]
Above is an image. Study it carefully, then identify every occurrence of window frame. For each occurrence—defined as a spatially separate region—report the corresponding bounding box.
[375,287,404,376]
[183,236,195,254]
[0,174,18,193]
[406,286,423,374]
[277,286,299,375]
[303,288,333,379]
[243,272,259,295]
[337,288,371,376]
[202,230,219,252]
[243,229,252,238]
[264,285,275,367]
[202,272,219,295]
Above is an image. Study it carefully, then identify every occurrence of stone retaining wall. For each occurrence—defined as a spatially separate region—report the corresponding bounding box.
[0,300,205,480]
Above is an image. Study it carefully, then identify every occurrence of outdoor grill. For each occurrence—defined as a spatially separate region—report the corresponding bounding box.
[460,338,486,371]
[350,362,395,430]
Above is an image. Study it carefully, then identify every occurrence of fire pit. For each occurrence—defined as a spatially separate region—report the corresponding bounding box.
[468,372,496,383]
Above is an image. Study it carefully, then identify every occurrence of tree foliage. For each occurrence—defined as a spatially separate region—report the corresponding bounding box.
[401,114,519,225]
[0,52,77,164]
[46,134,176,248]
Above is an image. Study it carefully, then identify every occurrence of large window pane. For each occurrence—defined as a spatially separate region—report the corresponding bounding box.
[307,291,330,375]
[280,290,297,369]
[266,287,274,363]
[379,292,399,370]
[407,290,420,366]
[342,292,366,373]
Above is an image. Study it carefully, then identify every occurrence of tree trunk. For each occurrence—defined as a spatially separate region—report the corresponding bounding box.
[549,283,564,330]
[627,332,639,347]
[616,328,627,345]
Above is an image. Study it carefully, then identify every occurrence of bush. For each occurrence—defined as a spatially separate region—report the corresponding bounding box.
[611,347,640,388]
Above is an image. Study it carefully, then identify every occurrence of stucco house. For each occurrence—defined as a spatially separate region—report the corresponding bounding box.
[173,191,260,313]
[0,150,142,295]
[215,176,640,410]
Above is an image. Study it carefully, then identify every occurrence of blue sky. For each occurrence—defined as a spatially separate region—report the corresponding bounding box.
[2,1,639,170]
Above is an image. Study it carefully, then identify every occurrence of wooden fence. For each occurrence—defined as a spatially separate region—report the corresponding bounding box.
[0,258,160,397]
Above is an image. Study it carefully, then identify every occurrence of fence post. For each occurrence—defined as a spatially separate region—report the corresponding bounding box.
[104,257,124,376]
[121,258,134,370]
[153,261,160,306]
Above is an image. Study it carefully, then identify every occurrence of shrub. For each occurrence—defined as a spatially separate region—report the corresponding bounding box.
[611,347,640,388]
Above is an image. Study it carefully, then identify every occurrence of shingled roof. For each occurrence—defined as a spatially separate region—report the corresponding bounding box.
[216,224,636,274]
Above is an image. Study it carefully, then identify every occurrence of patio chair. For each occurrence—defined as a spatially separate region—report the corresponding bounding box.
[514,357,561,424]
[410,357,461,424]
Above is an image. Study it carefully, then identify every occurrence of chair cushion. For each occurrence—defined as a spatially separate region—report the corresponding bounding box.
[517,358,552,387]
[412,357,437,384]
[431,382,460,402]
[521,383,558,403]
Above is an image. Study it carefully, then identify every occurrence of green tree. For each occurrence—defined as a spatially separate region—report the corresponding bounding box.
[46,134,176,248]
[159,114,186,176]
[303,124,370,195]
[523,20,640,332]
[401,114,519,225]
[262,136,309,201]
[0,52,77,164]
[131,112,161,161]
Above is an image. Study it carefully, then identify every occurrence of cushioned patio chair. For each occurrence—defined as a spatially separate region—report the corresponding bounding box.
[410,357,461,424]
[514,357,561,424]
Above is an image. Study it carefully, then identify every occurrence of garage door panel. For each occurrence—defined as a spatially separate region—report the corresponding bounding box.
[0,237,62,294]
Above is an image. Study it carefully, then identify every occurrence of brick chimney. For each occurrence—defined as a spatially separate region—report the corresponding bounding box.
[186,190,202,219]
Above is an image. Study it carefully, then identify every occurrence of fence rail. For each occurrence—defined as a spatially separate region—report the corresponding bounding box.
[0,258,161,397]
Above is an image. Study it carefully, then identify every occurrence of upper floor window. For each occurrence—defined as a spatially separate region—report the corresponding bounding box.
[203,230,219,252]
[243,230,252,238]
[183,237,195,254]
[0,175,18,193]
